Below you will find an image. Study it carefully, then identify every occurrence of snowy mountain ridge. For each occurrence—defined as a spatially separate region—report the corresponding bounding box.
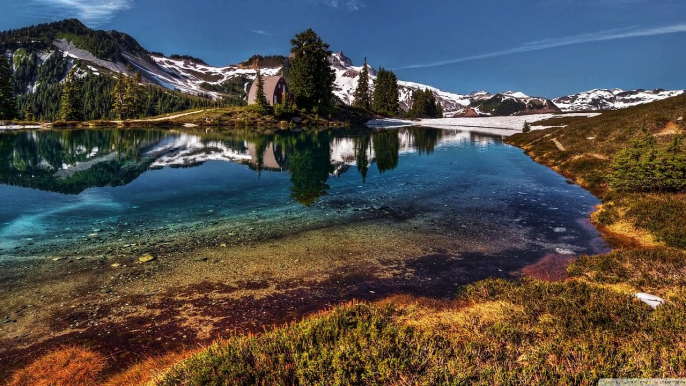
[552,88,686,112]
[9,29,684,115]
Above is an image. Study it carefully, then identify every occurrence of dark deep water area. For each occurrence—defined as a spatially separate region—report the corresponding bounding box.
[0,126,609,372]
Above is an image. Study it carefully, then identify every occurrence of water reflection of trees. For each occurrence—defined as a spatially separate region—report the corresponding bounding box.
[373,129,400,174]
[283,132,333,206]
[0,129,166,194]
[406,127,442,156]
[0,126,456,204]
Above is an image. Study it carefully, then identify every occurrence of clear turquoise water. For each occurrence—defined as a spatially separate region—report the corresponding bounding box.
[0,127,606,260]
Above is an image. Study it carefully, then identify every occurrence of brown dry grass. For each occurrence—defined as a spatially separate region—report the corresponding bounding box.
[383,295,525,335]
[103,351,194,386]
[655,121,682,136]
[7,346,106,386]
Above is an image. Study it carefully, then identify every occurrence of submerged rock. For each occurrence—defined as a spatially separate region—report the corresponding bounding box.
[139,254,156,263]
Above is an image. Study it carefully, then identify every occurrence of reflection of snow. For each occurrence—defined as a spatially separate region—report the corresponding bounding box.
[146,129,510,173]
[148,134,251,168]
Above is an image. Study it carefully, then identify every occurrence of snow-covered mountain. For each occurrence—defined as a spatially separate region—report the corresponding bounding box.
[5,19,684,117]
[552,88,686,112]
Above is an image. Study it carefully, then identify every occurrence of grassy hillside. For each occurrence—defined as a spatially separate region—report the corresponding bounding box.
[6,97,686,385]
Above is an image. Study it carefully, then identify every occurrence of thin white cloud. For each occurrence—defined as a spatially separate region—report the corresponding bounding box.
[27,0,134,26]
[321,0,364,11]
[394,23,686,70]
[251,29,272,36]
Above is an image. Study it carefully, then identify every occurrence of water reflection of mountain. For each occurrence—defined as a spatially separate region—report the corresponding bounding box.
[0,127,505,204]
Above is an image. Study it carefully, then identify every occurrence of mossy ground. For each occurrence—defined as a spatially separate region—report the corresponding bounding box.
[6,96,686,385]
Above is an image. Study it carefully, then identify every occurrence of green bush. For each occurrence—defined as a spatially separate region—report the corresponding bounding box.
[611,134,686,192]
[274,101,295,119]
[626,195,686,248]
[522,121,531,133]
[245,103,272,116]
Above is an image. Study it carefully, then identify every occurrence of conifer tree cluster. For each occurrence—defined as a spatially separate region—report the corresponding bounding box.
[58,67,83,121]
[289,29,336,109]
[611,134,686,192]
[0,55,17,120]
[372,68,399,116]
[352,58,371,111]
[111,64,147,120]
[405,88,443,119]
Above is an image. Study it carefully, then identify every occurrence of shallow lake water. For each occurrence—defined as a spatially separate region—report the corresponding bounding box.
[0,126,606,260]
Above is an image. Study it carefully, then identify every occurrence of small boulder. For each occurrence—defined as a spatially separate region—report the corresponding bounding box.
[635,292,665,309]
[139,254,156,263]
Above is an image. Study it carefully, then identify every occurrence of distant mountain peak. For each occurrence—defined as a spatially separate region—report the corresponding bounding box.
[553,88,686,111]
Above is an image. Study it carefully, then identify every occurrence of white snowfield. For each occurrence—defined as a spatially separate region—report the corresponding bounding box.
[366,113,601,137]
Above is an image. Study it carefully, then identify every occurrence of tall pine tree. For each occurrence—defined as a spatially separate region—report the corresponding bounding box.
[352,57,371,111]
[254,69,270,109]
[0,54,17,120]
[58,67,83,121]
[123,65,145,119]
[289,29,336,109]
[372,67,399,116]
[111,74,126,120]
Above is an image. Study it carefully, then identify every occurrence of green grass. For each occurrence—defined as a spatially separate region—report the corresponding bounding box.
[625,194,686,248]
[157,272,686,385]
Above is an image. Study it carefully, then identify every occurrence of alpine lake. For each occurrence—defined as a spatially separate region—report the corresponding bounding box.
[0,125,609,369]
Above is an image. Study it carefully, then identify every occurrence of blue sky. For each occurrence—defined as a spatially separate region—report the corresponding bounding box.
[1,0,685,98]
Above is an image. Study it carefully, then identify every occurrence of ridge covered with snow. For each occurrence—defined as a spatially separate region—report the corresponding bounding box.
[17,36,686,116]
[552,88,685,111]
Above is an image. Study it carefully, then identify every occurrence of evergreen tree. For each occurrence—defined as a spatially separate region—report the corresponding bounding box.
[289,29,336,109]
[111,74,126,120]
[123,65,145,119]
[0,54,17,120]
[352,57,371,111]
[522,121,531,133]
[254,69,270,109]
[406,89,442,119]
[58,67,83,121]
[372,67,399,116]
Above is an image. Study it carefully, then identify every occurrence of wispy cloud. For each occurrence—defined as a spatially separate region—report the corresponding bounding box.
[251,29,272,36]
[394,23,686,70]
[26,0,134,26]
[321,0,364,11]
